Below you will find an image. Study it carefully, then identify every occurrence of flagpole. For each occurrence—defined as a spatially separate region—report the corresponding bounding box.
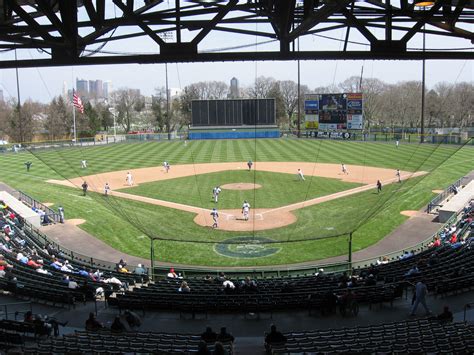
[72,89,77,143]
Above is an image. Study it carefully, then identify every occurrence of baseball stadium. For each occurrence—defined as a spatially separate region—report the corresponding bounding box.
[0,1,474,354]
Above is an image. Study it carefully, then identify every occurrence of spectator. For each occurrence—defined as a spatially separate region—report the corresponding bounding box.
[405,265,420,277]
[223,280,235,294]
[85,312,103,331]
[315,268,326,278]
[117,264,130,273]
[110,316,127,333]
[376,256,389,265]
[133,264,147,275]
[265,324,287,351]
[24,311,34,323]
[178,281,190,293]
[364,274,376,286]
[167,268,180,279]
[213,342,228,355]
[217,272,226,282]
[197,340,211,355]
[201,326,218,343]
[216,327,234,343]
[242,276,257,292]
[410,280,431,316]
[449,233,457,244]
[58,206,65,223]
[68,278,79,290]
[437,306,453,323]
[203,274,214,283]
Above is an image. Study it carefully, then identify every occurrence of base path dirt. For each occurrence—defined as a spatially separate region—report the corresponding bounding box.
[48,162,427,232]
[221,183,262,190]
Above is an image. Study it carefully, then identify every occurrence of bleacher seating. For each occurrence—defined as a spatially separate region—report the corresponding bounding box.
[25,330,233,354]
[266,319,474,354]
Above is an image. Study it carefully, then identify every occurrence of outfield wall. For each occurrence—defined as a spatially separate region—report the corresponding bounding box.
[188,127,280,140]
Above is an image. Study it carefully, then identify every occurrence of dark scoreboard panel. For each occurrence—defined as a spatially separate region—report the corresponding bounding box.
[192,99,276,126]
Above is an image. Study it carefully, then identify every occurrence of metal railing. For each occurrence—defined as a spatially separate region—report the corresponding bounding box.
[427,174,473,214]
[0,302,32,320]
[18,190,61,223]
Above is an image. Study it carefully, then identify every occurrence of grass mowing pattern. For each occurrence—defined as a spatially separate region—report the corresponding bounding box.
[0,139,471,266]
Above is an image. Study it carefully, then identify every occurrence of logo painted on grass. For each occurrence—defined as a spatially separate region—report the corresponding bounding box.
[215,236,280,258]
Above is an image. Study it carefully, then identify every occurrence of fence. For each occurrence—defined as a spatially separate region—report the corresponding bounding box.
[18,191,61,223]
[0,302,32,320]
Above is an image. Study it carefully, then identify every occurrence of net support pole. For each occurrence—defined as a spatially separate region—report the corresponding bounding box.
[348,232,353,275]
[150,238,155,281]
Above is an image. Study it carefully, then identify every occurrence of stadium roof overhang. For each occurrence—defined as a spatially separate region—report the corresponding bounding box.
[0,0,472,68]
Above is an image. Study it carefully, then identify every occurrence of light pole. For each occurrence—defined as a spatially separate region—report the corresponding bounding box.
[415,1,434,143]
[108,107,117,140]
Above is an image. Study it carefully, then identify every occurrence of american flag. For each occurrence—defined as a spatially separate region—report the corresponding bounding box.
[73,92,84,114]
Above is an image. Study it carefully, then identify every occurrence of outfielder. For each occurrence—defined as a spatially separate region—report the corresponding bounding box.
[247,160,253,171]
[81,160,87,169]
[210,208,219,228]
[396,169,401,183]
[297,169,305,181]
[242,200,250,221]
[126,172,134,186]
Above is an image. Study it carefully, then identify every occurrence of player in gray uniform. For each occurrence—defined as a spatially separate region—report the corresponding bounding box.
[210,208,219,228]
[242,200,250,221]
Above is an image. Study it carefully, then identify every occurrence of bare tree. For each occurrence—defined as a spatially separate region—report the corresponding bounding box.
[112,88,143,133]
[7,99,43,143]
[249,76,277,99]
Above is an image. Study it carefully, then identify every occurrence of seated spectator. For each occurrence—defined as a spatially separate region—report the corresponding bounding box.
[16,252,29,264]
[85,312,103,331]
[431,237,441,248]
[428,253,439,266]
[68,278,79,289]
[449,233,457,244]
[167,268,180,279]
[216,327,234,343]
[117,264,130,273]
[124,310,141,329]
[0,255,12,278]
[437,306,453,323]
[60,260,75,273]
[201,326,218,343]
[36,267,52,276]
[178,281,190,293]
[213,342,228,355]
[223,280,235,294]
[197,340,211,355]
[315,268,326,278]
[133,263,147,275]
[27,258,41,269]
[405,265,420,277]
[216,272,226,283]
[241,276,257,292]
[0,242,12,253]
[50,259,63,270]
[265,324,287,351]
[203,274,214,283]
[110,316,127,333]
[364,274,376,286]
[24,311,34,323]
[399,250,413,260]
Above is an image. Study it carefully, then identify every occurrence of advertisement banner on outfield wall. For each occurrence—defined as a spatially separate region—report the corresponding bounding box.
[305,114,319,129]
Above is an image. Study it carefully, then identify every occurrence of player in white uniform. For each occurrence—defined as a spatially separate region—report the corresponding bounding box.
[163,161,170,173]
[126,172,133,186]
[297,169,305,181]
[242,200,250,221]
[210,208,219,228]
[396,169,401,183]
[212,186,222,203]
[342,163,348,175]
[104,182,111,196]
[81,160,87,169]
[396,140,400,148]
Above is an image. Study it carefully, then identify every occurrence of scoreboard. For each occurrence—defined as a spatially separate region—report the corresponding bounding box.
[304,93,363,130]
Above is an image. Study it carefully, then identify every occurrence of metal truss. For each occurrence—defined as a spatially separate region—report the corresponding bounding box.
[0,0,472,68]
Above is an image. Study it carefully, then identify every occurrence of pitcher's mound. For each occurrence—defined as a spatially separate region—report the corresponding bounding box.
[221,183,262,190]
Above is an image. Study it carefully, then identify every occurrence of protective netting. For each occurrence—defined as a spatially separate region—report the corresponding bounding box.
[22,137,473,246]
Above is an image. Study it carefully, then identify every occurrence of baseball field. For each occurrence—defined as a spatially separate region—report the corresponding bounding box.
[0,138,472,267]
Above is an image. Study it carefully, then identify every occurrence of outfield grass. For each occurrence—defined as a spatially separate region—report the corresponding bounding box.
[0,139,472,266]
[121,170,361,209]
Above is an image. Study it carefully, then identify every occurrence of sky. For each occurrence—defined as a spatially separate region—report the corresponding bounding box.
[0,2,472,103]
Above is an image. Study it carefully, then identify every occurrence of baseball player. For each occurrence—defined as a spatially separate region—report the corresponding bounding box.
[342,163,348,175]
[396,140,400,148]
[184,140,187,147]
[163,161,170,173]
[24,161,32,172]
[104,182,111,196]
[81,181,88,196]
[242,200,250,221]
[212,186,222,203]
[210,208,219,228]
[297,169,305,181]
[247,160,253,171]
[396,169,401,183]
[81,159,87,169]
[377,180,382,193]
[126,172,133,186]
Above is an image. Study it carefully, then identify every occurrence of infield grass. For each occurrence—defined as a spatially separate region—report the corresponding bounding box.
[0,138,472,266]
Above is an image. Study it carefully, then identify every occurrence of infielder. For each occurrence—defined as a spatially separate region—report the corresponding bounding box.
[163,161,170,173]
[81,160,87,169]
[242,200,250,221]
[210,208,219,228]
[126,172,134,186]
[212,186,222,203]
[104,182,111,197]
[377,180,382,193]
[396,169,401,183]
[342,163,348,175]
[297,169,305,181]
[247,160,253,171]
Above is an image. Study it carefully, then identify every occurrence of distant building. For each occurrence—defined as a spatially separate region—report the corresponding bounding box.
[76,79,88,96]
[103,81,112,100]
[229,77,239,98]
